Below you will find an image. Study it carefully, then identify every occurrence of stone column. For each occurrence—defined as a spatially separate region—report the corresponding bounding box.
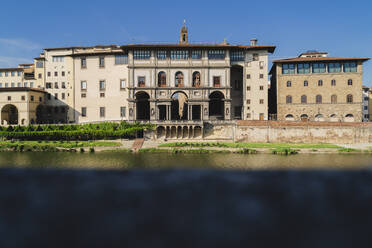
[150,101,156,121]
[225,101,231,120]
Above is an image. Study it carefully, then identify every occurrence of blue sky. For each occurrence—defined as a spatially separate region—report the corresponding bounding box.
[1,0,371,85]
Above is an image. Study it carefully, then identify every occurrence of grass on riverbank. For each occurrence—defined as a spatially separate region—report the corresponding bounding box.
[0,140,121,152]
[159,142,341,149]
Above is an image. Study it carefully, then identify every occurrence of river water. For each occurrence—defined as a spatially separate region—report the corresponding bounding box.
[0,152,372,170]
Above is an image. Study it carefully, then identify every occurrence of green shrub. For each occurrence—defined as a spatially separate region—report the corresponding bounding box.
[271,148,298,155]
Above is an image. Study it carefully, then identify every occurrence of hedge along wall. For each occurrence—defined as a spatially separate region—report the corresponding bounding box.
[0,122,154,141]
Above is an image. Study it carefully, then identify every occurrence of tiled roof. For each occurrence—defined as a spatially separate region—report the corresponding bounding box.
[120,44,276,53]
[273,57,370,63]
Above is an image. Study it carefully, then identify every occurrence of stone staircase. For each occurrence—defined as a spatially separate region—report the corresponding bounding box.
[131,138,144,152]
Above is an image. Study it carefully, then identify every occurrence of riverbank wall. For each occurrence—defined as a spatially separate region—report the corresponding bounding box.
[152,121,372,144]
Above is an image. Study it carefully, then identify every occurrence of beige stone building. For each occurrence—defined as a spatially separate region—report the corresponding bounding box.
[362,86,370,121]
[0,88,45,125]
[72,45,129,123]
[269,51,370,122]
[1,24,276,128]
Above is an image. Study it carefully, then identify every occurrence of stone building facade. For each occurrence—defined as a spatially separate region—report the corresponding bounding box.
[0,24,275,129]
[362,86,371,121]
[269,51,369,122]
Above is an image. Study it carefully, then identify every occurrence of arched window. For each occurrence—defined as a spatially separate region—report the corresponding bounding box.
[301,95,307,104]
[286,81,291,87]
[175,71,184,87]
[331,95,337,104]
[347,94,353,103]
[348,79,353,86]
[285,114,294,121]
[192,71,201,87]
[316,95,322,104]
[158,71,166,87]
[286,95,292,104]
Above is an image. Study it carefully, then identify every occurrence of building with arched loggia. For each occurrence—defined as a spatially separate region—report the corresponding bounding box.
[0,88,46,125]
[0,23,276,139]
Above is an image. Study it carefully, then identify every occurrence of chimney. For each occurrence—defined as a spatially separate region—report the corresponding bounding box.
[250,38,257,46]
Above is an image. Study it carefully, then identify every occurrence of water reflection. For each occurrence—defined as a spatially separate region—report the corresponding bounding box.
[0,152,371,170]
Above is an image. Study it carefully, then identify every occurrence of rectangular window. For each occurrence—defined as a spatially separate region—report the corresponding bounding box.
[11,71,15,77]
[0,83,2,87]
[247,113,251,119]
[0,72,2,77]
[100,92,105,98]
[30,82,34,88]
[52,56,64,62]
[99,80,105,90]
[120,107,126,117]
[36,61,43,68]
[81,107,87,117]
[252,53,259,61]
[260,99,264,104]
[312,63,326,73]
[5,72,8,77]
[344,62,357,72]
[38,73,42,79]
[138,77,145,87]
[230,51,245,61]
[81,93,86,98]
[21,96,25,101]
[39,97,42,102]
[54,82,58,88]
[328,63,341,73]
[208,50,225,60]
[259,61,264,69]
[61,71,65,76]
[62,93,65,100]
[99,56,105,67]
[100,107,105,117]
[192,50,202,59]
[247,86,251,91]
[5,83,8,87]
[81,58,87,68]
[31,96,34,101]
[17,71,21,76]
[259,86,264,90]
[81,81,87,90]
[46,82,52,89]
[282,64,295,74]
[54,93,58,99]
[213,76,221,87]
[134,50,150,60]
[171,50,189,60]
[54,71,58,77]
[62,82,66,88]
[47,72,51,77]
[259,74,264,79]
[11,82,15,87]
[115,55,128,64]
[247,74,251,79]
[157,51,167,60]
[47,94,51,100]
[297,63,310,74]
[24,82,28,87]
[247,99,251,104]
[331,80,336,86]
[7,96,11,101]
[120,79,126,89]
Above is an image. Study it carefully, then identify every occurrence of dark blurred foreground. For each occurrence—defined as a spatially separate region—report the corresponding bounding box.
[1,169,372,248]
